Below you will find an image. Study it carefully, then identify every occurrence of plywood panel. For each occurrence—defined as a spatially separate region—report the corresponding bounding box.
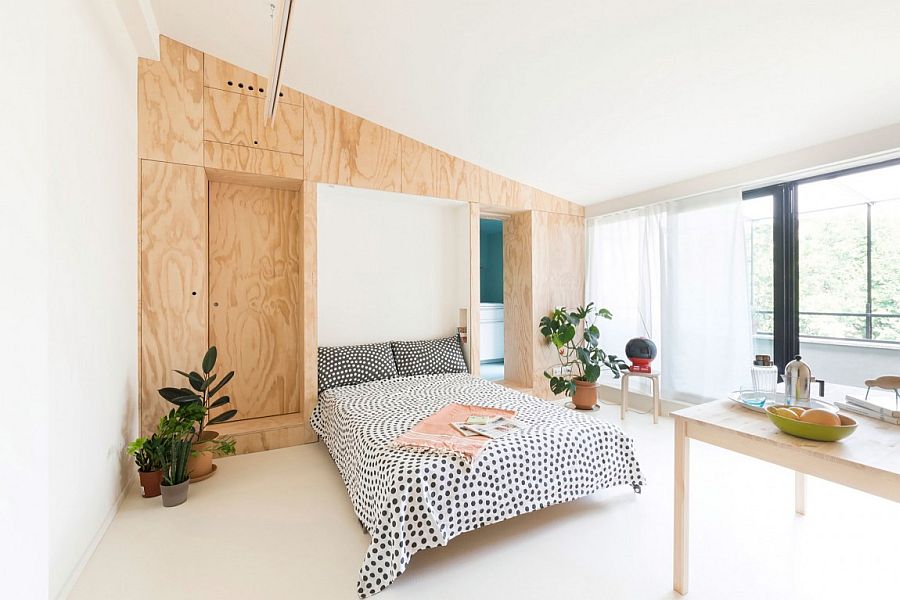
[258,98,304,155]
[140,160,208,434]
[468,203,480,375]
[204,53,303,106]
[214,413,317,454]
[204,141,303,180]
[503,211,533,387]
[480,170,533,211]
[204,87,254,147]
[401,136,437,196]
[304,95,401,191]
[138,36,203,165]
[531,212,585,398]
[300,181,318,418]
[436,152,481,203]
[209,182,302,421]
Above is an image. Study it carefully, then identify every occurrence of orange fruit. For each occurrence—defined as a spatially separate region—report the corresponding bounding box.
[798,408,841,427]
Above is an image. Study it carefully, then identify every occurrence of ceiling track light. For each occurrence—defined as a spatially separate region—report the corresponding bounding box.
[264,0,296,126]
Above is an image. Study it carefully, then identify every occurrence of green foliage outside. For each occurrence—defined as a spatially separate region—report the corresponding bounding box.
[745,198,900,342]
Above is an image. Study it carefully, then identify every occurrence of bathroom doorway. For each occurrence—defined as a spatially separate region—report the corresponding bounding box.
[480,218,504,380]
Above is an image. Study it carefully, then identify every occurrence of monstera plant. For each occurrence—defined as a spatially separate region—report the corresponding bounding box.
[539,303,627,409]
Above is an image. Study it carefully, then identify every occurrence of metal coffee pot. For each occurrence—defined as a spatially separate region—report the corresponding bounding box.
[783,355,825,401]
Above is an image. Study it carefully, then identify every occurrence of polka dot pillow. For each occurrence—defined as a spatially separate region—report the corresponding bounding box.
[318,343,399,394]
[390,335,469,376]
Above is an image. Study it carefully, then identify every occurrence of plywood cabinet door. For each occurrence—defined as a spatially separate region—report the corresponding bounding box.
[140,161,209,435]
[204,87,302,155]
[256,99,304,154]
[209,182,302,420]
[204,87,255,147]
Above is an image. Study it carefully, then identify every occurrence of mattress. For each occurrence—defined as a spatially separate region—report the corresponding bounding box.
[310,373,645,597]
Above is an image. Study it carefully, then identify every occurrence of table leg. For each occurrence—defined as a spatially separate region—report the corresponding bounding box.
[652,377,660,424]
[795,472,806,516]
[621,375,628,420]
[674,416,689,594]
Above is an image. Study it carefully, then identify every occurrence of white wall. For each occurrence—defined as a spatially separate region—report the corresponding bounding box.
[586,122,900,217]
[45,2,139,598]
[0,3,50,599]
[317,184,469,347]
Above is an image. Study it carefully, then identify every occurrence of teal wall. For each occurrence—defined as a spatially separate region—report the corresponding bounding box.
[480,219,503,303]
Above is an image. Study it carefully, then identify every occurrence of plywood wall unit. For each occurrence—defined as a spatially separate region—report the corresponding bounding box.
[530,211,586,398]
[136,36,589,454]
[300,181,318,420]
[304,95,402,191]
[138,36,204,165]
[503,211,534,387]
[208,182,302,421]
[139,160,209,434]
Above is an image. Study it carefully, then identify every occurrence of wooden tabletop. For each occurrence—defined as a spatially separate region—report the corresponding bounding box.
[673,400,900,478]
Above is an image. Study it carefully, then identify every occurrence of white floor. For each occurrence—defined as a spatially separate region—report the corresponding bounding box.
[70,402,899,600]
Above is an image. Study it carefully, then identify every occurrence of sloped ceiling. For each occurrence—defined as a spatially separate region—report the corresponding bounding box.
[150,0,900,205]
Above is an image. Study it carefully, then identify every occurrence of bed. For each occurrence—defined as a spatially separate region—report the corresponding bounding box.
[311,371,646,597]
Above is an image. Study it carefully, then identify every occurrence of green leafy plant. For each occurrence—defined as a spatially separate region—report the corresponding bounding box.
[157,403,206,486]
[126,435,164,473]
[539,303,628,397]
[157,346,237,437]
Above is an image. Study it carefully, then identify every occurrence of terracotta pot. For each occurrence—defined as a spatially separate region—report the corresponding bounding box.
[187,429,219,481]
[138,469,162,498]
[160,479,190,507]
[187,449,214,481]
[572,379,599,410]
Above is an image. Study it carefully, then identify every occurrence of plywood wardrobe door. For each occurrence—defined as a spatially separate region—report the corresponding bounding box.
[208,182,302,420]
[140,161,208,435]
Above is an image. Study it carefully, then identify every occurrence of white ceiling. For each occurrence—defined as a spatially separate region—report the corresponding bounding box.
[150,0,900,205]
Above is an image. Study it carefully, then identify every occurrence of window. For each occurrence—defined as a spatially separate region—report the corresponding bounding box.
[743,159,900,386]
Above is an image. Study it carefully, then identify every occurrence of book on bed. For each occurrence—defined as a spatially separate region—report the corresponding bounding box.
[454,416,528,439]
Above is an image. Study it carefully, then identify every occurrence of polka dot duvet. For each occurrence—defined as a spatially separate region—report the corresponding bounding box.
[311,373,646,598]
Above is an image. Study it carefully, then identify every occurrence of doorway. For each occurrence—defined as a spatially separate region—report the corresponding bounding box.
[480,218,504,380]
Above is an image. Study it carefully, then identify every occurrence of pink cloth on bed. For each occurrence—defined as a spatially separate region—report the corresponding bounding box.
[392,403,516,461]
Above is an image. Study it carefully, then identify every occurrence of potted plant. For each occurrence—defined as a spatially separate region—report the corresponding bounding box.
[539,303,628,410]
[157,346,237,480]
[157,402,205,507]
[126,434,164,498]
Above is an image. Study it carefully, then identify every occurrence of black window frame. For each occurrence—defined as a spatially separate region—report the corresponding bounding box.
[743,157,900,373]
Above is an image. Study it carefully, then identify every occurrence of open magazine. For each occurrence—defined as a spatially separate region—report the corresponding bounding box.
[450,415,528,439]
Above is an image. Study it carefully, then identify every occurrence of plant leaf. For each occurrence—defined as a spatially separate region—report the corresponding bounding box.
[188,371,205,391]
[209,395,230,409]
[158,387,186,401]
[174,370,193,380]
[201,373,217,391]
[202,346,217,374]
[207,409,237,425]
[208,371,234,396]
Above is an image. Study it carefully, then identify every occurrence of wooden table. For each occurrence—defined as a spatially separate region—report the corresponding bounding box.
[672,399,900,595]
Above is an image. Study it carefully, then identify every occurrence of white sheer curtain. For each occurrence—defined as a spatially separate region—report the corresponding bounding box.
[586,189,753,403]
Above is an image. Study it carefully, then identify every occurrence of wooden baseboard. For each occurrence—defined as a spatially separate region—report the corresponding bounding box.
[215,413,317,455]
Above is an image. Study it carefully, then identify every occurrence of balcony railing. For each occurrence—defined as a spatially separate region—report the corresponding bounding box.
[752,309,900,345]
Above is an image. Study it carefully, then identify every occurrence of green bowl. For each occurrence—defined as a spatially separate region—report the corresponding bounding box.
[765,405,857,442]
